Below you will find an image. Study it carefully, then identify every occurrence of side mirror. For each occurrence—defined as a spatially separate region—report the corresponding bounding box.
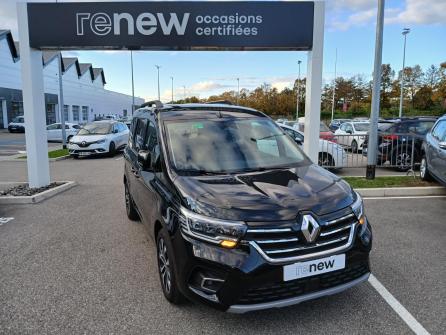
[346,129,352,134]
[113,129,119,133]
[138,150,151,170]
[439,142,446,150]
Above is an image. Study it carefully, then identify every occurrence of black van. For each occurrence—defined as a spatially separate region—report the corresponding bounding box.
[123,101,372,313]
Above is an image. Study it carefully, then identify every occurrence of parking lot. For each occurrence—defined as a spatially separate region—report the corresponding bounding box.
[0,156,444,334]
[0,130,59,158]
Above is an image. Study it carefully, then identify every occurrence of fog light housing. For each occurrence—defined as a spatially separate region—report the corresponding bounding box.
[189,269,225,302]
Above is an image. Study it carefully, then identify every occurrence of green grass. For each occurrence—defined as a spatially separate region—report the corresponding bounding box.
[18,148,69,160]
[343,176,438,189]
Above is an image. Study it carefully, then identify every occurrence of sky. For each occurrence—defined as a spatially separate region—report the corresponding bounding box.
[1,0,445,102]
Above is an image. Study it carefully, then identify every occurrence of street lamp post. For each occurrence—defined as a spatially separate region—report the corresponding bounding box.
[296,60,301,120]
[155,65,161,101]
[237,78,240,104]
[331,48,337,122]
[399,28,410,118]
[130,50,135,115]
[170,76,174,103]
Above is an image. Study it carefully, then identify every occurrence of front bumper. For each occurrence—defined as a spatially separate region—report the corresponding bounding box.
[171,219,372,312]
[8,125,25,132]
[68,142,108,156]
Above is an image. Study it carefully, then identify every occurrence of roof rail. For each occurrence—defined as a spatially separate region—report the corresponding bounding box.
[140,100,163,109]
[205,100,234,105]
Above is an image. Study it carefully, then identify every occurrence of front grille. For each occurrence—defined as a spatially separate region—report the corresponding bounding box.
[237,262,369,305]
[244,209,357,263]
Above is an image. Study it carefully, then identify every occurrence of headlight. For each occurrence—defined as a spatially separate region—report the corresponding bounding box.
[180,207,247,248]
[351,191,366,225]
[95,139,106,144]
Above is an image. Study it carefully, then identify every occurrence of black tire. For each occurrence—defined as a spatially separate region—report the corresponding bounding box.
[351,140,358,153]
[420,156,432,181]
[108,141,116,157]
[125,182,139,221]
[318,152,335,168]
[156,229,184,305]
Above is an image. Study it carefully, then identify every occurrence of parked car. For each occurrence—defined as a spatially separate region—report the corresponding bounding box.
[124,102,372,312]
[280,124,347,169]
[118,116,133,127]
[363,117,437,170]
[68,120,129,157]
[282,120,299,128]
[296,122,337,143]
[46,122,80,142]
[329,119,350,132]
[421,114,446,185]
[335,121,370,152]
[8,116,25,133]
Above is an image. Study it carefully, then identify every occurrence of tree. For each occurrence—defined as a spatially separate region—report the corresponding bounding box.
[402,65,423,108]
[380,64,394,109]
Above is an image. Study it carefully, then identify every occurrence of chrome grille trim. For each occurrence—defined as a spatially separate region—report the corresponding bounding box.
[264,235,348,254]
[256,237,299,244]
[320,224,351,237]
[247,222,357,264]
[326,213,355,226]
[247,228,293,233]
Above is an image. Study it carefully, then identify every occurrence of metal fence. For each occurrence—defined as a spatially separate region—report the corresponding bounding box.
[318,133,420,172]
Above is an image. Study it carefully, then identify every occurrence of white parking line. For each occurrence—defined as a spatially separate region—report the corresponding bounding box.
[368,274,430,335]
[364,195,446,200]
[0,217,14,226]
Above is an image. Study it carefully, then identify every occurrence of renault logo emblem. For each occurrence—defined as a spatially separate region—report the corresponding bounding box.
[301,214,320,243]
[82,141,86,146]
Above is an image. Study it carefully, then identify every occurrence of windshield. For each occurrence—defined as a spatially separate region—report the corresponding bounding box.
[77,123,111,135]
[164,118,308,174]
[320,123,330,132]
[353,123,370,131]
[12,116,24,123]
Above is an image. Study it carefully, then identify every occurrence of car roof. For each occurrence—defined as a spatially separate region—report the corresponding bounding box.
[134,102,266,121]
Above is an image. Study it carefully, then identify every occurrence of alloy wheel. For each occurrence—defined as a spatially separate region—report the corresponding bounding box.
[420,158,426,178]
[158,237,172,294]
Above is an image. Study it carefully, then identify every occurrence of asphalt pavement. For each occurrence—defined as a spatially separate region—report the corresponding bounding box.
[0,157,444,334]
[0,130,59,157]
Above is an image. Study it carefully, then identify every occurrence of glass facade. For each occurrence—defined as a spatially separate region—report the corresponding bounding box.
[63,105,69,122]
[82,106,88,123]
[72,105,79,122]
[46,104,56,125]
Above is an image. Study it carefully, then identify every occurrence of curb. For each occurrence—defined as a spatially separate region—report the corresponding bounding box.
[357,186,446,197]
[0,181,77,204]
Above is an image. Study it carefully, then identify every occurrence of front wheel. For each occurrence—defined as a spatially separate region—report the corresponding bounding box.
[156,230,184,305]
[125,182,139,221]
[108,141,116,157]
[351,140,358,153]
[420,156,432,181]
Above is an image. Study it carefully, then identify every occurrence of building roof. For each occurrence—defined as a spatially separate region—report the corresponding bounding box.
[92,67,106,85]
[0,30,19,61]
[0,29,106,86]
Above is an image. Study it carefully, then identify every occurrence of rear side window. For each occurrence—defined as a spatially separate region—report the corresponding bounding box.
[133,118,147,151]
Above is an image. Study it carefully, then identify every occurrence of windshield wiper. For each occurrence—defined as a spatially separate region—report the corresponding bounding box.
[250,133,285,142]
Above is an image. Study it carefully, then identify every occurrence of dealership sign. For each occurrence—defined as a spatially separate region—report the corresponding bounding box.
[27,1,314,50]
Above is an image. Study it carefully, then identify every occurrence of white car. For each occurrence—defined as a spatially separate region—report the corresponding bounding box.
[46,123,80,142]
[8,116,25,133]
[68,121,129,157]
[280,124,347,169]
[334,121,370,152]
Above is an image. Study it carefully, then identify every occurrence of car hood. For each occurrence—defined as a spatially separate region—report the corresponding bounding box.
[71,134,107,142]
[174,164,354,222]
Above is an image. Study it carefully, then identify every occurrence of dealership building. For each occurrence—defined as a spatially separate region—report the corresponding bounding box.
[0,29,144,129]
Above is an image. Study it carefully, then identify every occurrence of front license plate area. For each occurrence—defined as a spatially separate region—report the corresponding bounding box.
[283,254,346,281]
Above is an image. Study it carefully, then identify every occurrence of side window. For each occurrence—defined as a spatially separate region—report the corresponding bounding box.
[146,121,158,152]
[416,121,435,135]
[340,123,346,131]
[133,118,147,151]
[432,121,446,141]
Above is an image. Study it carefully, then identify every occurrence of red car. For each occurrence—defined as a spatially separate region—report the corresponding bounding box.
[296,122,337,143]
